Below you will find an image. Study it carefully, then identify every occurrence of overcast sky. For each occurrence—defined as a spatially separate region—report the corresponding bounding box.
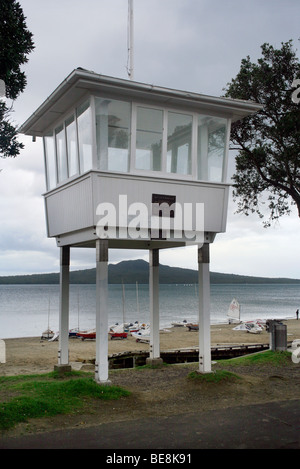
[0,0,299,279]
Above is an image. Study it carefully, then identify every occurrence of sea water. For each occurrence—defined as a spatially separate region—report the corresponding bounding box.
[0,283,299,339]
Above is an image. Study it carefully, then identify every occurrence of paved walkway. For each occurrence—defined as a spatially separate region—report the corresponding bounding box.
[0,400,299,450]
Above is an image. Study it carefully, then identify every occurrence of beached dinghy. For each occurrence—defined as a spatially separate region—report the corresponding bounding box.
[233,321,264,334]
[42,296,54,340]
[41,328,54,340]
[171,320,188,327]
[48,331,59,342]
[109,324,128,340]
[132,325,150,343]
[186,323,199,331]
[127,321,140,333]
[76,329,96,340]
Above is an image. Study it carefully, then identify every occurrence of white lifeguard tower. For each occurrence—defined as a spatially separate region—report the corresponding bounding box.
[20,69,261,382]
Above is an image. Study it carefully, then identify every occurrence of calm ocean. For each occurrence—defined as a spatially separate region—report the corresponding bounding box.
[0,283,299,339]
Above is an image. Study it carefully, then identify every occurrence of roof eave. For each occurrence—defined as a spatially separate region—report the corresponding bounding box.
[19,68,263,136]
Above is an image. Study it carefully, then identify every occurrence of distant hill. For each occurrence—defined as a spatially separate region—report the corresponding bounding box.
[0,259,299,285]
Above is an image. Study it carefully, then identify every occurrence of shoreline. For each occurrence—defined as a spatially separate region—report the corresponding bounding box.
[1,319,299,376]
[1,316,297,342]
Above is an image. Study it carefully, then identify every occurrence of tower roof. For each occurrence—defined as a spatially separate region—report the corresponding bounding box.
[19,68,262,137]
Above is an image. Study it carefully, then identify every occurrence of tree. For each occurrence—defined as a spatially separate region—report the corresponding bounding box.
[0,0,34,158]
[224,40,300,227]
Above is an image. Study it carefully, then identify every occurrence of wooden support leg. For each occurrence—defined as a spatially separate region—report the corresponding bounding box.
[198,244,211,373]
[57,246,70,368]
[95,239,110,384]
[147,249,162,366]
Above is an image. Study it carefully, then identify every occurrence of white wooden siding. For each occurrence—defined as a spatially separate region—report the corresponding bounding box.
[44,171,229,242]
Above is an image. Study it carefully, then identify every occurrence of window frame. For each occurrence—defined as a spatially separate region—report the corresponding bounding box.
[134,104,164,173]
[42,92,230,191]
[43,95,91,191]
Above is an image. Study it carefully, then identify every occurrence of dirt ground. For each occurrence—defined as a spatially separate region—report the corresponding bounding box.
[1,320,299,438]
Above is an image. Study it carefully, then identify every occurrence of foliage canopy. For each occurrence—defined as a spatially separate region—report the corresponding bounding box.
[0,0,34,158]
[224,41,300,226]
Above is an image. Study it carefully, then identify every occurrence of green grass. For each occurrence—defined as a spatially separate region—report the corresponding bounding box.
[188,369,241,383]
[188,351,293,383]
[0,351,293,431]
[134,362,169,370]
[0,371,130,431]
[216,350,292,367]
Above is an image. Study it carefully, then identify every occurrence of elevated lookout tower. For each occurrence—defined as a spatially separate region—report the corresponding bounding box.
[20,69,261,382]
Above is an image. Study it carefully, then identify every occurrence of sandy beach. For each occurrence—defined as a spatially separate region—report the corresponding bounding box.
[1,319,299,376]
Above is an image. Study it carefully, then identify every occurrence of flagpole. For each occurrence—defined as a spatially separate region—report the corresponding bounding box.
[128,0,134,80]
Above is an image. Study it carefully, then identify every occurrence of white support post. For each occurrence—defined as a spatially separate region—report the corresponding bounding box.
[148,249,162,365]
[0,339,6,364]
[95,239,110,384]
[57,246,70,369]
[198,244,211,373]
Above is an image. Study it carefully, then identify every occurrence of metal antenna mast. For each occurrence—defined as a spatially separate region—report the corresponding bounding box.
[127,0,134,80]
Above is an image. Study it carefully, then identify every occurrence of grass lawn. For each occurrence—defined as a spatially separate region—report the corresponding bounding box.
[0,370,130,431]
[0,351,293,431]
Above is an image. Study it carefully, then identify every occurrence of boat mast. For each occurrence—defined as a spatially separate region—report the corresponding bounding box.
[136,281,140,314]
[122,281,126,330]
[48,296,51,332]
[77,289,80,331]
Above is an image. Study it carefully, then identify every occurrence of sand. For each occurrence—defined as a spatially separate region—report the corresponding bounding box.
[1,319,299,377]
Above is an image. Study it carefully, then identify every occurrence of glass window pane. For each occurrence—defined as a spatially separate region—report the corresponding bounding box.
[77,101,93,173]
[208,119,226,182]
[136,106,163,171]
[167,112,192,175]
[95,98,130,172]
[44,134,56,190]
[65,115,78,177]
[55,124,68,182]
[198,116,226,182]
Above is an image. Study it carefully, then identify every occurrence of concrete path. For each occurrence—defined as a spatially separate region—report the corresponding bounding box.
[0,400,299,450]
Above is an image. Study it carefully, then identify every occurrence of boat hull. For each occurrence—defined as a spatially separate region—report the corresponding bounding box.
[186,323,199,331]
[76,331,96,340]
[109,332,128,340]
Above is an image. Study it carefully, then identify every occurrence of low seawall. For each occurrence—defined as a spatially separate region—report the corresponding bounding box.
[108,343,271,369]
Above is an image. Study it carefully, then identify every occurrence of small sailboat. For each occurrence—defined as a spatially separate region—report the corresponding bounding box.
[227,298,264,333]
[128,321,140,333]
[171,320,188,327]
[75,291,96,340]
[109,324,128,339]
[109,282,128,339]
[227,298,241,324]
[76,329,96,340]
[69,289,81,337]
[233,321,264,334]
[41,328,54,340]
[186,323,199,331]
[136,281,140,316]
[41,296,54,340]
[132,325,150,343]
[109,321,128,339]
